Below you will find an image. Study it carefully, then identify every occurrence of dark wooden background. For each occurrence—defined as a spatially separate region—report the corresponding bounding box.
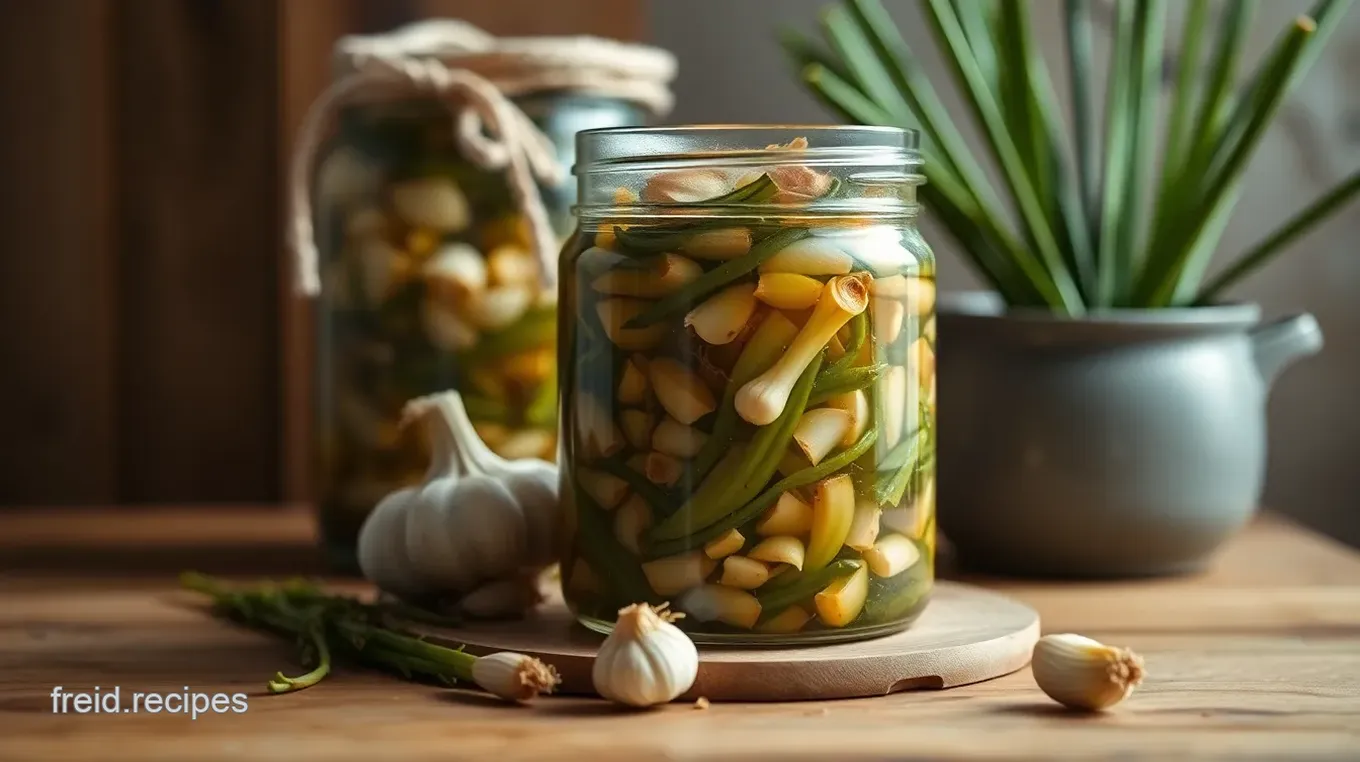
[0,0,641,506]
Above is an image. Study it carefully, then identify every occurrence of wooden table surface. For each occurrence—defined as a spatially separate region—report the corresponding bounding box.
[2,507,1358,761]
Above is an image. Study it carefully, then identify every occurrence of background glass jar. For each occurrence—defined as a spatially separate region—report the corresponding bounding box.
[559,126,937,644]
[312,93,647,570]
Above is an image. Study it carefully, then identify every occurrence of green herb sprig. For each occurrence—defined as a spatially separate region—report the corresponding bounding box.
[180,572,559,701]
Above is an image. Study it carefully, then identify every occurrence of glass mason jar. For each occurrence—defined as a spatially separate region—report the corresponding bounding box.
[559,126,937,644]
[311,92,652,570]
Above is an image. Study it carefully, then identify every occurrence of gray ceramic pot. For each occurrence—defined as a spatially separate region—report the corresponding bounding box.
[936,292,1323,578]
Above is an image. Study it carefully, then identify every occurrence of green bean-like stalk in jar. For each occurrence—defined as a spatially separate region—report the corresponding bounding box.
[561,135,937,641]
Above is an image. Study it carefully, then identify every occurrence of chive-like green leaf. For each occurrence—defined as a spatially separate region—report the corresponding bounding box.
[1095,0,1136,308]
[1160,0,1210,175]
[1145,17,1318,306]
[920,0,1085,315]
[1116,0,1166,304]
[820,4,915,124]
[1064,0,1099,234]
[1196,169,1360,304]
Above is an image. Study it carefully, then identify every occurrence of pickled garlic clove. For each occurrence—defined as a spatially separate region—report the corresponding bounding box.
[825,390,869,446]
[758,237,854,276]
[719,556,771,590]
[813,562,868,627]
[863,534,921,578]
[747,535,806,570]
[642,551,716,597]
[466,286,533,330]
[755,272,825,310]
[678,585,762,629]
[792,408,853,466]
[844,500,883,552]
[755,491,813,536]
[685,283,758,346]
[640,168,732,204]
[649,358,717,425]
[619,409,657,451]
[651,417,708,458]
[597,298,667,350]
[389,176,470,232]
[613,495,652,555]
[592,253,703,297]
[703,528,745,560]
[683,227,753,260]
[424,242,489,301]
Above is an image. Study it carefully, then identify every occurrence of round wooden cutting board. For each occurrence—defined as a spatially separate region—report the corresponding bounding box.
[416,581,1040,701]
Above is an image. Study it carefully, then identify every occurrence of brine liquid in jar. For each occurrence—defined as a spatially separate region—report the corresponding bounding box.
[560,127,936,644]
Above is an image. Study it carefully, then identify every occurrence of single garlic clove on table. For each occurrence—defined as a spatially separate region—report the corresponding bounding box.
[1032,633,1146,711]
[593,602,699,708]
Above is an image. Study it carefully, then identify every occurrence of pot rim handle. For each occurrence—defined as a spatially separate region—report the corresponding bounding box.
[1250,313,1323,386]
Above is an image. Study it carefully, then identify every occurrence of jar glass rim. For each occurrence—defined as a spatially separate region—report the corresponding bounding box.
[574,124,920,174]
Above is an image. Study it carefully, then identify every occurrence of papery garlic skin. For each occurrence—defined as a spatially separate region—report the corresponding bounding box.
[592,603,699,707]
[1032,633,1146,711]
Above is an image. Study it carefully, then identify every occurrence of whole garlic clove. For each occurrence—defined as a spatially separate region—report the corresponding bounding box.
[1032,633,1146,711]
[592,603,699,708]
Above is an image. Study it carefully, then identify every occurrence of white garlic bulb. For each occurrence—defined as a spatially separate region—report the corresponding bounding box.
[1032,633,1146,711]
[355,391,559,603]
[592,603,699,708]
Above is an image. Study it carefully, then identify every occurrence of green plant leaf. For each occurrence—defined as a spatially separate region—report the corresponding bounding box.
[1144,16,1318,306]
[1116,0,1166,305]
[1166,0,1257,216]
[1014,1,1096,302]
[844,0,975,190]
[1095,0,1136,307]
[1196,169,1360,304]
[953,0,998,90]
[1160,0,1210,174]
[779,0,1355,316]
[1158,0,1352,304]
[840,0,1075,304]
[801,63,894,126]
[820,5,915,124]
[1064,0,1099,233]
[920,167,1045,305]
[778,26,854,85]
[996,0,1046,207]
[1139,0,1256,300]
[1149,0,1209,285]
[920,0,1085,314]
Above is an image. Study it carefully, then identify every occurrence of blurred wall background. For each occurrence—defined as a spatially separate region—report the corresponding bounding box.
[1,0,1355,548]
[649,0,1360,546]
[0,0,641,506]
